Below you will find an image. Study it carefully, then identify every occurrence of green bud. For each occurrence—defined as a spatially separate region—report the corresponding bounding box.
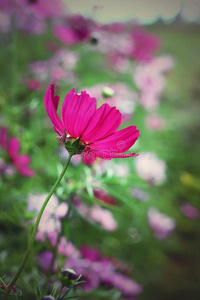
[102,87,115,98]
[59,269,77,287]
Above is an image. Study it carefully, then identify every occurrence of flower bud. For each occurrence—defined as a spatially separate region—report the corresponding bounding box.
[59,268,77,287]
[102,87,115,98]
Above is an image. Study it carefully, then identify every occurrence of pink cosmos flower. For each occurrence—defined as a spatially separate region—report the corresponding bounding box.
[0,128,35,177]
[54,14,95,45]
[129,28,160,62]
[44,85,139,159]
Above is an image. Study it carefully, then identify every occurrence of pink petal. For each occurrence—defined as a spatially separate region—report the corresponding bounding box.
[54,25,78,45]
[91,151,139,159]
[13,155,35,177]
[8,137,21,158]
[44,85,64,136]
[61,88,75,126]
[81,103,122,143]
[90,126,139,154]
[61,90,96,138]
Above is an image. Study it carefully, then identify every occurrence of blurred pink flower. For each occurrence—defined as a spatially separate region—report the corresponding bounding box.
[0,0,64,18]
[80,245,101,261]
[91,205,118,231]
[139,90,161,111]
[54,14,95,45]
[99,160,130,179]
[29,49,78,85]
[101,22,125,34]
[57,237,80,258]
[145,114,166,131]
[15,12,46,35]
[103,272,142,296]
[74,199,117,231]
[27,193,68,242]
[134,65,165,93]
[148,208,176,240]
[180,203,199,219]
[0,127,35,177]
[129,28,160,62]
[133,64,165,110]
[94,188,117,205]
[0,11,11,32]
[83,82,137,123]
[24,78,41,91]
[0,0,48,35]
[131,187,149,202]
[28,0,64,19]
[0,158,15,177]
[107,52,131,73]
[65,245,142,296]
[0,0,64,34]
[92,26,131,58]
[44,85,139,159]
[38,251,57,273]
[133,55,174,110]
[135,152,166,185]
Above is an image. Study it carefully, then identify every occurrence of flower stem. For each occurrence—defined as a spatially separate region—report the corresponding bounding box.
[4,155,72,299]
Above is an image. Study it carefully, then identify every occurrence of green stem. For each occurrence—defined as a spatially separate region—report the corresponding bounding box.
[4,155,72,299]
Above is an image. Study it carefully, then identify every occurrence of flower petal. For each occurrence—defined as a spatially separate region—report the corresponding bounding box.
[90,125,139,154]
[81,103,122,143]
[61,90,96,138]
[89,150,139,160]
[44,85,64,136]
[8,137,21,158]
[61,88,76,127]
[13,155,35,177]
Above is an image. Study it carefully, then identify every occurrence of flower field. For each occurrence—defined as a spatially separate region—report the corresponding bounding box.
[0,1,200,299]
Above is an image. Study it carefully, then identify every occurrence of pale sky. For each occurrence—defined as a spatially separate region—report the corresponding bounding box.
[64,0,200,23]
